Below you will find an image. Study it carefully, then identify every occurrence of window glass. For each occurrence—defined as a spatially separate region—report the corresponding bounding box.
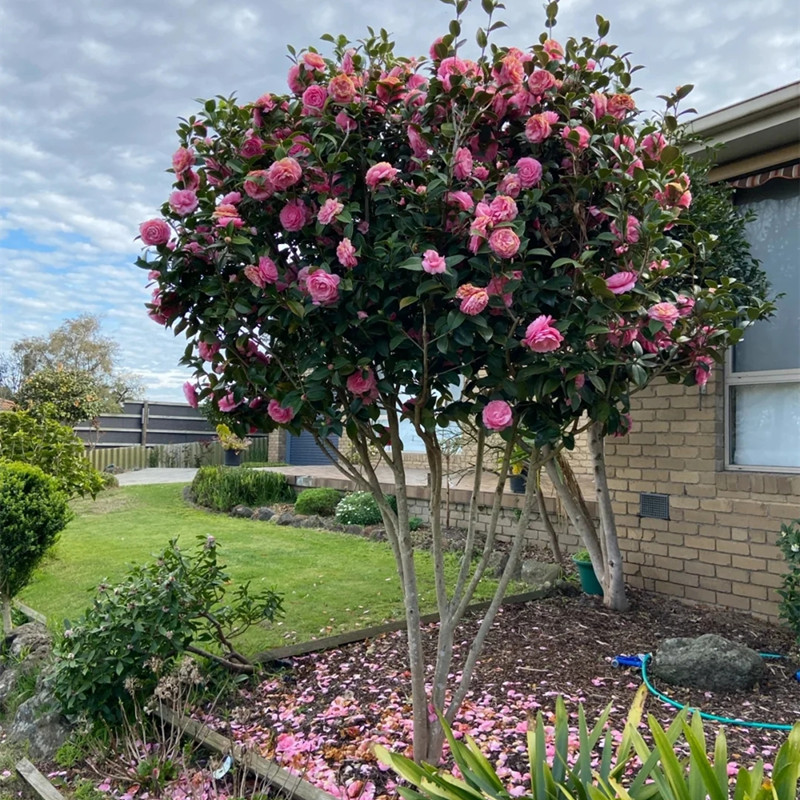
[733,179,800,373]
[732,383,800,468]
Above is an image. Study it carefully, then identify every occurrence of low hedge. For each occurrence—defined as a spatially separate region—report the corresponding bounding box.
[191,466,294,512]
[294,487,344,517]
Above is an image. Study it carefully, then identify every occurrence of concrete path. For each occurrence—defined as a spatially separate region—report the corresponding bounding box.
[117,468,199,486]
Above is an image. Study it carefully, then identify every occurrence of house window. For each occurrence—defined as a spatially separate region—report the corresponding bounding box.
[725,176,800,472]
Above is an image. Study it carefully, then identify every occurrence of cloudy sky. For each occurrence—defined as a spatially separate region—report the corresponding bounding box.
[1,0,798,402]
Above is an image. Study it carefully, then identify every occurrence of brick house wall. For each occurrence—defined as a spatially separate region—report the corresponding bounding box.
[605,372,799,620]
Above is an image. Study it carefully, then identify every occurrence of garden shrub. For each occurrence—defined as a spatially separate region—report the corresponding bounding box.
[52,536,283,723]
[0,409,104,498]
[0,461,72,633]
[100,472,119,490]
[777,518,800,643]
[335,491,396,526]
[190,465,294,512]
[294,487,343,517]
[408,516,423,532]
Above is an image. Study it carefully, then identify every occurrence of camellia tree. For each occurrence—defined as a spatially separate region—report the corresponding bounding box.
[137,0,771,761]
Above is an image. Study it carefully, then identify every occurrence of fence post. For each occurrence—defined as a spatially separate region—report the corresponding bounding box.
[141,401,149,447]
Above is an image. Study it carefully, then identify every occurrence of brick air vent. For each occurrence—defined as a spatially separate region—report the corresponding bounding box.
[639,492,670,520]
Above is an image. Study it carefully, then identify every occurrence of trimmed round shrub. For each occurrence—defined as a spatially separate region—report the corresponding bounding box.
[335,491,397,526]
[294,487,344,517]
[0,461,72,625]
[190,466,294,512]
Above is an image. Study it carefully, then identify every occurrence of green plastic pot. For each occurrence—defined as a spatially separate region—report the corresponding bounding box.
[572,556,603,596]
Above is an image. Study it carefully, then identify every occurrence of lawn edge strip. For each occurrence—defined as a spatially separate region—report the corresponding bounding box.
[254,588,557,662]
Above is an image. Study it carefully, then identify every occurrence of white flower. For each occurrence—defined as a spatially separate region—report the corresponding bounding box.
[791,543,799,553]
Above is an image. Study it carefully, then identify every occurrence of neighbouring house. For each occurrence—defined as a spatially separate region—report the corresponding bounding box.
[605,81,800,620]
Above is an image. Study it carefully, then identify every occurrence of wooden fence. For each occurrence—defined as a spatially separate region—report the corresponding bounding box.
[86,437,270,471]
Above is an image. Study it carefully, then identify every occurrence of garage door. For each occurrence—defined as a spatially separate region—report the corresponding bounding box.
[286,430,339,466]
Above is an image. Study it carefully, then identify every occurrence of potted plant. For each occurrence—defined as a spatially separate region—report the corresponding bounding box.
[215,424,251,467]
[572,549,603,596]
[508,443,528,494]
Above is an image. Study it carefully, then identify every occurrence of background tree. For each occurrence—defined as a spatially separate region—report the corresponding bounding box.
[136,0,771,761]
[9,314,143,415]
[16,366,106,425]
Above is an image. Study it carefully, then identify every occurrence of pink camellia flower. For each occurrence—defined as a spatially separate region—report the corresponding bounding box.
[525,111,559,143]
[610,215,640,244]
[641,132,667,160]
[301,51,326,71]
[183,382,199,408]
[169,189,198,216]
[694,355,714,387]
[328,73,356,104]
[220,191,241,206]
[487,274,514,308]
[590,91,608,119]
[429,36,445,60]
[482,399,513,431]
[497,173,521,198]
[422,249,446,274]
[268,399,295,424]
[139,219,171,246]
[244,256,279,287]
[302,84,328,115]
[346,369,379,404]
[649,258,670,271]
[515,157,542,188]
[574,373,586,390]
[287,63,305,94]
[335,110,357,132]
[336,238,358,268]
[613,413,633,437]
[408,126,429,160]
[267,157,303,191]
[279,199,308,232]
[522,315,564,352]
[489,228,521,259]
[306,269,341,305]
[613,134,636,153]
[318,198,344,225]
[454,147,473,180]
[676,294,695,316]
[605,271,638,295]
[197,341,220,361]
[542,38,564,61]
[489,195,518,224]
[243,170,274,200]
[647,301,680,330]
[365,161,399,189]
[473,164,490,181]
[213,203,243,228]
[607,93,636,120]
[607,317,637,348]
[528,69,557,97]
[218,392,240,413]
[455,284,489,316]
[172,147,194,175]
[239,134,264,159]
[446,190,474,211]
[561,125,591,152]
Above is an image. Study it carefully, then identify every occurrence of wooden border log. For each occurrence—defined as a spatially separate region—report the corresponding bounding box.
[15,759,65,800]
[155,706,338,800]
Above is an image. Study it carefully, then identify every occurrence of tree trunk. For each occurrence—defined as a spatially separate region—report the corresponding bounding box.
[587,422,629,611]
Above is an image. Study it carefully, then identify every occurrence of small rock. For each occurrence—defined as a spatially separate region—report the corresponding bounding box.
[521,560,562,588]
[299,515,323,529]
[231,505,255,518]
[342,524,363,535]
[325,521,347,533]
[254,507,275,521]
[651,634,765,692]
[0,668,19,708]
[275,512,296,526]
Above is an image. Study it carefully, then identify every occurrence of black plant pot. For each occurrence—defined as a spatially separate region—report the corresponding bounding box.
[223,449,242,467]
[509,474,527,494]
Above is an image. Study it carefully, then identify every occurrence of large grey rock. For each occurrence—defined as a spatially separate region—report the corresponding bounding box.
[651,634,765,692]
[8,688,71,760]
[275,512,297,526]
[520,560,562,597]
[254,507,275,521]
[6,623,52,660]
[231,504,254,518]
[298,515,324,529]
[487,552,522,581]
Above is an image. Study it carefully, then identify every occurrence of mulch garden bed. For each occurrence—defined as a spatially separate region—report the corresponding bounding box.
[201,586,800,799]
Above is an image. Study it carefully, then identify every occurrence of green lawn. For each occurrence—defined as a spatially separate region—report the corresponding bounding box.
[21,484,500,654]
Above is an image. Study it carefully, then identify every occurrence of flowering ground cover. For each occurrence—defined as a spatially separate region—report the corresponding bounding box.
[203,589,799,798]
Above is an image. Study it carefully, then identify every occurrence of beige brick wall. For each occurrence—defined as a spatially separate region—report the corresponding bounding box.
[605,372,799,621]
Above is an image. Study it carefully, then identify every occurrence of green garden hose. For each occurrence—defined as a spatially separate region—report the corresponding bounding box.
[639,653,794,732]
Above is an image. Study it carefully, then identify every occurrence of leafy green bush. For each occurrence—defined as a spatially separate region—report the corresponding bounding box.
[777,518,800,642]
[100,472,119,490]
[409,516,423,532]
[377,686,800,800]
[52,536,283,723]
[0,461,72,633]
[294,487,344,517]
[190,466,294,512]
[334,491,396,526]
[0,410,104,498]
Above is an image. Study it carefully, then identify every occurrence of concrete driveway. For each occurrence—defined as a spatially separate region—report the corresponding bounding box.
[116,468,198,486]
